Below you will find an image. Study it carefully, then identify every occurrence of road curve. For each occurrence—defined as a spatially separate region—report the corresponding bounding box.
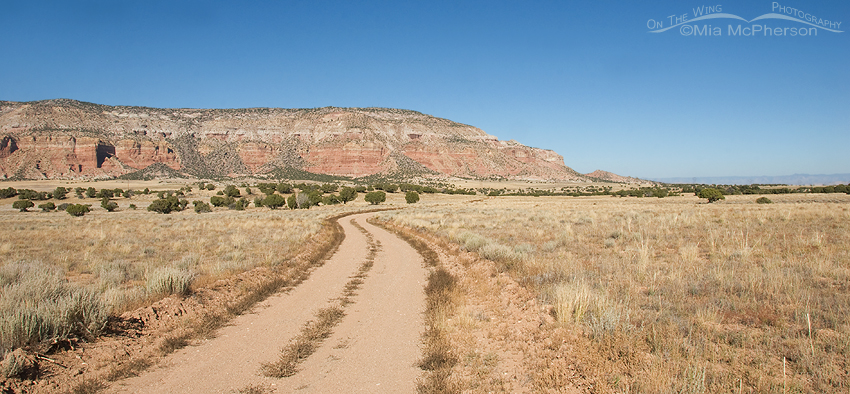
[107,212,426,393]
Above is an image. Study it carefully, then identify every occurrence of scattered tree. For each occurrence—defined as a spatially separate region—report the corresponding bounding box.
[53,187,68,200]
[364,191,386,205]
[339,187,357,204]
[287,194,297,210]
[224,185,241,198]
[66,204,91,217]
[0,187,18,199]
[405,191,420,204]
[101,197,118,212]
[276,183,293,194]
[698,188,725,203]
[38,202,56,212]
[13,200,34,212]
[193,200,212,213]
[263,194,287,209]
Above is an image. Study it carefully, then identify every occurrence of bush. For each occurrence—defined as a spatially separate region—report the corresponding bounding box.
[38,202,56,212]
[339,186,357,204]
[697,188,725,203]
[0,187,17,199]
[12,200,33,212]
[322,194,341,205]
[66,204,91,216]
[230,198,249,210]
[147,196,187,214]
[57,203,69,211]
[756,196,773,204]
[253,196,264,208]
[193,201,212,213]
[53,187,68,200]
[263,194,286,209]
[405,191,420,204]
[146,267,194,296]
[223,185,241,198]
[210,196,234,207]
[287,194,297,210]
[0,262,109,353]
[364,191,386,205]
[128,204,137,210]
[276,183,293,194]
[205,184,215,191]
[101,197,118,212]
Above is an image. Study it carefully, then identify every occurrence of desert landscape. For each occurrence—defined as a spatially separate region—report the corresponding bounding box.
[0,176,847,393]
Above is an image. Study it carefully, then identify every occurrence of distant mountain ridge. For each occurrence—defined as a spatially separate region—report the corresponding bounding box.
[0,99,589,181]
[653,174,850,186]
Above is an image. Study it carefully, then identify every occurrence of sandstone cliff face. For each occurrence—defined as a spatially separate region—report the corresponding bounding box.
[0,99,586,181]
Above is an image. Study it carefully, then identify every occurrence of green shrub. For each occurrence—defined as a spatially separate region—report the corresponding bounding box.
[52,187,68,200]
[276,183,293,194]
[364,191,386,205]
[231,198,249,210]
[147,196,187,214]
[287,194,297,210]
[339,186,357,204]
[405,191,420,204]
[146,267,194,296]
[0,187,17,199]
[38,202,56,212]
[223,185,241,198]
[57,203,69,211]
[697,188,725,203]
[12,200,33,212]
[322,194,341,205]
[193,201,212,213]
[263,194,286,209]
[101,197,118,212]
[66,204,91,217]
[756,196,773,204]
[205,184,215,191]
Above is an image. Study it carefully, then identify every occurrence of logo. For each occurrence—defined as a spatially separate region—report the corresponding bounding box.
[647,3,843,37]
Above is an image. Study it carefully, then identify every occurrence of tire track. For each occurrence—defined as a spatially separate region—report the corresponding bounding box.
[260,218,381,378]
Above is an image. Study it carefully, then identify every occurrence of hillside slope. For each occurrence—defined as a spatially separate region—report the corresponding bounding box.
[0,99,586,181]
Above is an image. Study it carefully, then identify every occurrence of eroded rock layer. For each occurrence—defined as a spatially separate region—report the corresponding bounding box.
[0,99,586,180]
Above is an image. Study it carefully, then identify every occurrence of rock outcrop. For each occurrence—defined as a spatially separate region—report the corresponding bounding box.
[0,99,587,181]
[584,169,650,184]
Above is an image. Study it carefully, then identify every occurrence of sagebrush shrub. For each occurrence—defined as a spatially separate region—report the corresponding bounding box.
[146,267,194,296]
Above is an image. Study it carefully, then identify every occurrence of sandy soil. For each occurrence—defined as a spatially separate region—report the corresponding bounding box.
[105,212,425,393]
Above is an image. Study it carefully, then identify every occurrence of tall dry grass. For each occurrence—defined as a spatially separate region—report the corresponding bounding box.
[0,206,335,356]
[380,194,850,393]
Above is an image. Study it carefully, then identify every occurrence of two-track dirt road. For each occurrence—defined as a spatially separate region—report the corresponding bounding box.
[108,212,426,393]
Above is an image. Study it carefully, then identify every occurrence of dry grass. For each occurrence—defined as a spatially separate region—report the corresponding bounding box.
[380,193,850,393]
[0,185,367,361]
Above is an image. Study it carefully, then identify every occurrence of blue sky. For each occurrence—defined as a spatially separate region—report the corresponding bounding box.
[1,1,847,179]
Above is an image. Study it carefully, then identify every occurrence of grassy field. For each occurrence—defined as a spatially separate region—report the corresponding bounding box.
[0,182,355,361]
[379,193,850,393]
[2,179,848,392]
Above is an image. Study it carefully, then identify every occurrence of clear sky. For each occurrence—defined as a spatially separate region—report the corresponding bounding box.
[1,1,847,179]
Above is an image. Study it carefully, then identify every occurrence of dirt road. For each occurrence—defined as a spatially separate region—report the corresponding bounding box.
[108,212,426,393]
